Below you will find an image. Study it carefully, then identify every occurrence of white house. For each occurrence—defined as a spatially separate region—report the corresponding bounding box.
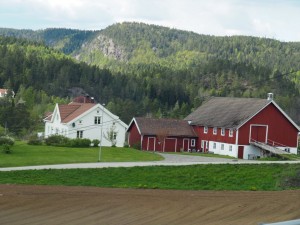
[44,101,128,147]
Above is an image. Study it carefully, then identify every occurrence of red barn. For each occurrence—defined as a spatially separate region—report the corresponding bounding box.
[127,117,197,152]
[185,94,300,159]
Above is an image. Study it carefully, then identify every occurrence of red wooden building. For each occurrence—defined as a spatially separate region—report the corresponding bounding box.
[185,94,300,159]
[127,94,300,159]
[127,117,197,152]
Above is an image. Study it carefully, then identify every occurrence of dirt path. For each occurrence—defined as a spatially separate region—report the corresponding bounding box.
[0,185,299,225]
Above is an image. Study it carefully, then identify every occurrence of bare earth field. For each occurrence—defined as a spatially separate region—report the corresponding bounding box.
[0,185,299,225]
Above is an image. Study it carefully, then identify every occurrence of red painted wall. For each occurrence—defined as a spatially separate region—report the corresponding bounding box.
[128,122,141,147]
[238,103,298,147]
[193,126,236,149]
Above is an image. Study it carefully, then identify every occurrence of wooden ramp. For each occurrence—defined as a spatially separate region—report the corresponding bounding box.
[250,141,291,155]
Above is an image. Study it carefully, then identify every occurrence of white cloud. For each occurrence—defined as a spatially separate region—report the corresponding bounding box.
[0,0,299,41]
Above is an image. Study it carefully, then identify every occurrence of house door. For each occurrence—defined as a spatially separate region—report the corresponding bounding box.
[201,140,209,152]
[147,137,156,151]
[238,146,244,159]
[183,139,189,151]
[250,125,267,143]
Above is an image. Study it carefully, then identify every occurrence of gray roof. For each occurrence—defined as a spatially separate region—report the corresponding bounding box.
[133,117,197,137]
[185,97,270,128]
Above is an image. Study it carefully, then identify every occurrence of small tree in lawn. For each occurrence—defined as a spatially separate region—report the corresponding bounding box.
[104,124,118,147]
[156,130,169,151]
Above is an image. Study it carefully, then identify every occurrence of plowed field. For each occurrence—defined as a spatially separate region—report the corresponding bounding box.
[0,184,299,225]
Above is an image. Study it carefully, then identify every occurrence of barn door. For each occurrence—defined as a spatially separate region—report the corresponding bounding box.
[250,125,267,143]
[238,146,244,159]
[183,139,189,151]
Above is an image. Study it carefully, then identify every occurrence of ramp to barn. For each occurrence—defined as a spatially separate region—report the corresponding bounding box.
[250,141,291,155]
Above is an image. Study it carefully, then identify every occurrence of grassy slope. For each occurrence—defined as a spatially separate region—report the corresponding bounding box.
[0,142,163,167]
[0,164,299,191]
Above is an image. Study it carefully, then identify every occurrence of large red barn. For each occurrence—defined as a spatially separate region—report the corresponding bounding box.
[127,94,300,159]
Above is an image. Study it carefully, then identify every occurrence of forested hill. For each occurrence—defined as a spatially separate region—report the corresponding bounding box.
[1,22,300,126]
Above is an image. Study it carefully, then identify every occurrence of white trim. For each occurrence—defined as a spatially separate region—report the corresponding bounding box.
[229,128,233,137]
[237,101,300,131]
[191,139,196,147]
[147,137,156,151]
[249,124,268,143]
[163,138,177,152]
[204,126,208,134]
[183,138,190,150]
[235,129,239,145]
[127,118,142,135]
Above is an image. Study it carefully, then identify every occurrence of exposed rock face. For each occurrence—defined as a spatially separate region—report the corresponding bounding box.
[79,34,126,61]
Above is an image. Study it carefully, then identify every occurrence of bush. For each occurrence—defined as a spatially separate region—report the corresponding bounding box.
[131,141,141,150]
[0,136,15,146]
[28,135,43,145]
[68,138,91,148]
[45,135,70,146]
[92,139,100,147]
[2,144,12,154]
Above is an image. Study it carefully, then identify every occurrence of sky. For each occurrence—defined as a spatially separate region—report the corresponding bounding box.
[0,0,300,42]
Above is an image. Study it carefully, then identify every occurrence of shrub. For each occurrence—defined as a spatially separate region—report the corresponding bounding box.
[28,135,43,145]
[92,139,100,147]
[2,144,12,154]
[68,138,91,148]
[0,136,15,146]
[131,142,141,150]
[45,135,69,146]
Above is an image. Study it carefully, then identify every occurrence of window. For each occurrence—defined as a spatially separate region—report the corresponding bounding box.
[221,128,225,136]
[77,130,83,138]
[204,126,208,134]
[213,127,217,135]
[221,144,224,150]
[113,133,117,140]
[229,145,232,151]
[213,142,216,149]
[94,116,101,124]
[229,129,233,137]
[191,139,196,147]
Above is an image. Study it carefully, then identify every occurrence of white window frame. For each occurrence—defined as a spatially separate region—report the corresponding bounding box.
[221,128,225,136]
[77,130,83,138]
[204,126,208,134]
[213,142,216,149]
[191,139,196,147]
[213,127,217,135]
[229,145,232,151]
[229,129,233,137]
[94,116,101,125]
[221,144,224,150]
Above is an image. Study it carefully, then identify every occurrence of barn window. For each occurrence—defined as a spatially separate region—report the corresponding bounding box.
[221,128,225,136]
[229,145,232,151]
[213,142,216,149]
[94,116,101,124]
[213,127,217,135]
[221,144,224,150]
[229,129,233,137]
[191,139,196,147]
[204,126,208,134]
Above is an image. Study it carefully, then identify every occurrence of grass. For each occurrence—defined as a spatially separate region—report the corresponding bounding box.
[0,142,163,167]
[167,151,235,159]
[0,164,300,191]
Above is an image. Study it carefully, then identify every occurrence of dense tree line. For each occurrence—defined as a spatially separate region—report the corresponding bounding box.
[0,23,300,136]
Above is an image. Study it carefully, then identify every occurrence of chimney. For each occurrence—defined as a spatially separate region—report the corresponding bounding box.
[267,93,273,101]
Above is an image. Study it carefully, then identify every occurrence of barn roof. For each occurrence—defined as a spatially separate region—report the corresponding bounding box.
[131,117,197,137]
[58,103,96,123]
[185,97,271,128]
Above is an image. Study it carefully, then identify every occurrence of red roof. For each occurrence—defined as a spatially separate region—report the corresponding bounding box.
[58,103,96,123]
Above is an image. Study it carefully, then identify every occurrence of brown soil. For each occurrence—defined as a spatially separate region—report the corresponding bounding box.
[0,184,299,225]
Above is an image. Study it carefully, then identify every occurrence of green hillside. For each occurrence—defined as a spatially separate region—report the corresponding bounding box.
[0,22,300,135]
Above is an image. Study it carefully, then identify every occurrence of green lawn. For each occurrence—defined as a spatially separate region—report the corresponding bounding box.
[167,152,235,159]
[0,164,299,191]
[0,142,163,167]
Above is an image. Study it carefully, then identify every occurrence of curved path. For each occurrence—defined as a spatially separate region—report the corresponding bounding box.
[0,153,299,171]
